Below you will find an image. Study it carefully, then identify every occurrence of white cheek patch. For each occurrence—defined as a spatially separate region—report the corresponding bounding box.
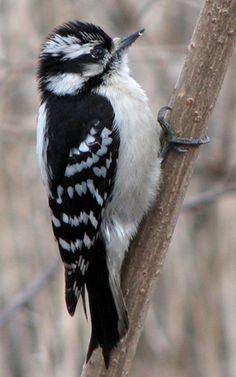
[45,73,86,95]
[82,63,104,78]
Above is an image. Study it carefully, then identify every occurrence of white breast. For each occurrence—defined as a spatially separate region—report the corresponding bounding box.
[95,72,162,271]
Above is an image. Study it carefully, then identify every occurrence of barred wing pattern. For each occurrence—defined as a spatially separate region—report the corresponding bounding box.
[49,119,119,316]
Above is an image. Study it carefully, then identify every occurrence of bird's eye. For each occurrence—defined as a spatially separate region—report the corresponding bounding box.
[91,46,105,59]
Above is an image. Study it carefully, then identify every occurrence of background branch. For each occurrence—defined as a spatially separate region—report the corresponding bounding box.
[183,178,236,210]
[0,258,59,327]
[83,0,236,376]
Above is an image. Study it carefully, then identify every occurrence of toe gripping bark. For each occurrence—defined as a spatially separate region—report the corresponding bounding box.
[158,106,210,158]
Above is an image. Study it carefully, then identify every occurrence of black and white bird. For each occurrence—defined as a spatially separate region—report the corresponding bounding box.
[36,21,162,367]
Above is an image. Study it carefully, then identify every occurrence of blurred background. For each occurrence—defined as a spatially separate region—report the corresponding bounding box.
[0,0,236,376]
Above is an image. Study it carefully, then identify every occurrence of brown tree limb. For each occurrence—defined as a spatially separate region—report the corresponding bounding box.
[82,1,236,375]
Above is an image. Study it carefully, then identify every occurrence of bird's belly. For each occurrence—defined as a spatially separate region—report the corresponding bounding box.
[96,75,162,257]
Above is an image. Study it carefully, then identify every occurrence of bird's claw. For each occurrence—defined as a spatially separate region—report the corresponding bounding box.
[157,106,210,158]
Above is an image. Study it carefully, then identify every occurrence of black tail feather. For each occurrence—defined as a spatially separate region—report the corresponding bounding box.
[81,286,88,320]
[85,237,129,368]
[65,268,79,316]
[65,267,84,317]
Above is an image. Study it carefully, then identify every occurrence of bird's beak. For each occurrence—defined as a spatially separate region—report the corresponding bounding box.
[116,28,144,52]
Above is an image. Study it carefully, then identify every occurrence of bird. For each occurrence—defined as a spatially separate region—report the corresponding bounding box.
[36,20,163,368]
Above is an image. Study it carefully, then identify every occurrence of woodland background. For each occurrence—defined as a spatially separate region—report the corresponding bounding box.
[0,1,236,376]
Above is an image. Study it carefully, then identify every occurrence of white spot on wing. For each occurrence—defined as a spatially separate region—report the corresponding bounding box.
[93,167,101,177]
[67,186,74,198]
[106,157,112,169]
[80,258,85,272]
[52,215,61,227]
[74,285,81,299]
[62,213,69,223]
[56,185,64,204]
[83,233,92,249]
[101,128,112,138]
[75,182,87,196]
[65,163,82,177]
[59,237,84,253]
[65,153,100,177]
[69,148,80,157]
[103,137,112,146]
[86,156,95,168]
[79,142,89,152]
[59,238,71,251]
[71,239,83,253]
[78,255,82,267]
[81,262,89,275]
[86,135,95,144]
[97,145,108,156]
[90,127,97,136]
[89,211,98,228]
[86,179,95,194]
[82,182,87,194]
[100,167,107,178]
[75,183,83,196]
[92,153,99,164]
[57,185,63,196]
[93,166,107,178]
[62,212,90,227]
[87,179,104,206]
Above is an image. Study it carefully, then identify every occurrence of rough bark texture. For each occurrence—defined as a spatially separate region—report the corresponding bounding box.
[82,1,236,376]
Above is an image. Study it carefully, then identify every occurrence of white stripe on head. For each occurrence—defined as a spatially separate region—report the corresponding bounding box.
[61,43,94,61]
[42,34,82,57]
[43,34,102,61]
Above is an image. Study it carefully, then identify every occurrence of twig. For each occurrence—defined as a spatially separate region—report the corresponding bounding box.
[183,181,236,210]
[0,257,60,327]
[83,1,236,376]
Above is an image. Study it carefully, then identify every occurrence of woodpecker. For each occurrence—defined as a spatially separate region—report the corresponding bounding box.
[37,21,161,367]
[36,21,209,368]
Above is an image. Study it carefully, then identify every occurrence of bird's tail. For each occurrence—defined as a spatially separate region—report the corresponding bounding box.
[85,237,129,368]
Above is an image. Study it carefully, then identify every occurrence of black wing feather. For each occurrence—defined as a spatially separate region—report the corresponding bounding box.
[49,117,119,315]
[46,94,127,366]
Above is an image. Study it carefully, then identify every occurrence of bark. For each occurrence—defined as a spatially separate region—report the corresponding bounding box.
[82,1,236,376]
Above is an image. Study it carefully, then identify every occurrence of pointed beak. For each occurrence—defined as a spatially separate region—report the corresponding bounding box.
[116,28,144,52]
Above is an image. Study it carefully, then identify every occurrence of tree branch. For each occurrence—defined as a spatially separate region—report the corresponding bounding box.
[82,1,236,375]
[0,258,60,327]
[183,180,236,210]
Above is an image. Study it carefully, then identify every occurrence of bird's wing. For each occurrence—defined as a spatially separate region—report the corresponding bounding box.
[49,116,119,315]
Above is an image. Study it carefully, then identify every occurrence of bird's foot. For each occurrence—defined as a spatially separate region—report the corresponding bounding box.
[158,106,210,158]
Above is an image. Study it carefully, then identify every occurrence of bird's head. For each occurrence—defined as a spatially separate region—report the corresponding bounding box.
[38,21,144,96]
